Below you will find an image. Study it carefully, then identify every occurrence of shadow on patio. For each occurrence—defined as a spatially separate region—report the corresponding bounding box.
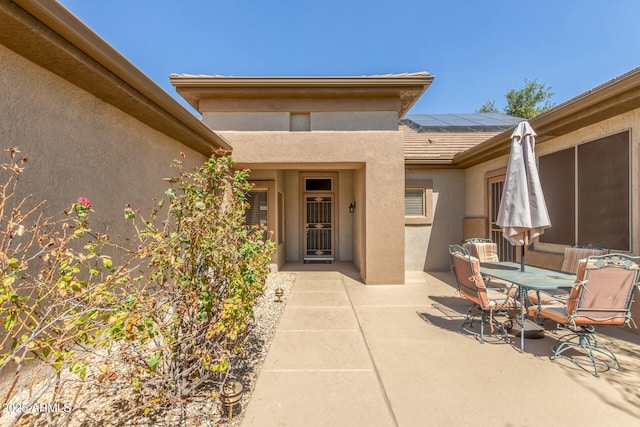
[244,268,640,426]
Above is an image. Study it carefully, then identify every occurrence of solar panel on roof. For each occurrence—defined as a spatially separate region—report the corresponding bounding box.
[402,113,522,133]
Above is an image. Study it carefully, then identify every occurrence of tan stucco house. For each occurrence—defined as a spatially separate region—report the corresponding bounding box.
[3,0,640,303]
[169,73,438,284]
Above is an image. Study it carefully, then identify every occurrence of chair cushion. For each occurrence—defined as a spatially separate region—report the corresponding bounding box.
[527,304,568,323]
[566,258,594,313]
[527,289,569,305]
[451,252,485,305]
[451,252,520,310]
[560,247,606,274]
[485,288,520,309]
[463,242,499,263]
[571,261,639,325]
[532,257,639,326]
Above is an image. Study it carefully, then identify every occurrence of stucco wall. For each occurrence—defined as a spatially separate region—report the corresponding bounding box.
[311,112,398,131]
[218,130,405,284]
[352,166,364,273]
[204,112,290,131]
[337,170,355,261]
[284,171,300,261]
[405,168,466,271]
[0,44,206,249]
[275,170,287,268]
[465,156,506,220]
[202,111,398,132]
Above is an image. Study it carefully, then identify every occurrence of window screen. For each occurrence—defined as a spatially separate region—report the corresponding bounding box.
[537,131,630,250]
[577,132,629,250]
[539,148,574,245]
[405,189,425,216]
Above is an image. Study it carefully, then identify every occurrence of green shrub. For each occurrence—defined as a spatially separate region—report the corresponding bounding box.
[103,152,274,402]
[0,148,273,417]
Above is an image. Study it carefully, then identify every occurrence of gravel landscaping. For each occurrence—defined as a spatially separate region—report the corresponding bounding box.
[0,272,296,427]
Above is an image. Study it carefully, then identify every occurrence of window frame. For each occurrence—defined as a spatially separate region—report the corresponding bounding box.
[404,179,433,225]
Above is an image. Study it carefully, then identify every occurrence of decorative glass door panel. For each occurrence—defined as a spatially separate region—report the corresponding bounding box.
[304,195,334,261]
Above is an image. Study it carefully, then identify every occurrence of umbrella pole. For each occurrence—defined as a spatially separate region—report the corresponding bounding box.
[521,246,525,272]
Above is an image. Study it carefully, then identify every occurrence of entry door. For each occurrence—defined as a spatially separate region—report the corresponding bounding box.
[304,195,334,261]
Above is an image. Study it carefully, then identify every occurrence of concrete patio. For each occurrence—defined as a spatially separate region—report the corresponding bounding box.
[241,263,640,426]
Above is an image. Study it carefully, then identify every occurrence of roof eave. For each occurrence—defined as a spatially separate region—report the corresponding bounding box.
[405,158,455,165]
[170,74,435,117]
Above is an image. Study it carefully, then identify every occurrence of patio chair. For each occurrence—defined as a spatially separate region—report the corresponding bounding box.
[560,243,611,274]
[528,243,611,305]
[462,238,501,286]
[527,254,640,376]
[462,238,499,263]
[449,245,520,343]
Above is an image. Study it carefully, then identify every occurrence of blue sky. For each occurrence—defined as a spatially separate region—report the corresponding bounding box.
[59,0,640,116]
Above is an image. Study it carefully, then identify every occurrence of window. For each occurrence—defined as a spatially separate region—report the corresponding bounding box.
[290,113,310,131]
[305,178,332,192]
[245,190,268,227]
[405,189,425,216]
[538,131,630,251]
[538,148,575,245]
[404,179,433,225]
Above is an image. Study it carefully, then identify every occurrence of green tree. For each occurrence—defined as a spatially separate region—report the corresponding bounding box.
[477,99,499,114]
[477,78,555,119]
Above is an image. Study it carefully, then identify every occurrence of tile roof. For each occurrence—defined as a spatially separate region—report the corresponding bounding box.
[402,124,500,164]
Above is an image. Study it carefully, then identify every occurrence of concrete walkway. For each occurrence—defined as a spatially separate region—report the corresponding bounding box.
[241,264,640,427]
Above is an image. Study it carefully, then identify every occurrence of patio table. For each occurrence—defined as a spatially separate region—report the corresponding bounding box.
[479,262,576,352]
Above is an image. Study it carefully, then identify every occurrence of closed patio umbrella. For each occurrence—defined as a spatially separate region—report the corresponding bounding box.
[496,121,550,271]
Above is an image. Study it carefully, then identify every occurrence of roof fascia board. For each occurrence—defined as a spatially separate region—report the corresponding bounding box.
[170,75,434,89]
[10,0,231,152]
[171,74,434,117]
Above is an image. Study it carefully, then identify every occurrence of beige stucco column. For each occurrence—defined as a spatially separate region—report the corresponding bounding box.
[361,137,405,284]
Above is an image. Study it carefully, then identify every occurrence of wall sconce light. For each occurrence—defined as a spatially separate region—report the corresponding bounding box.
[349,202,356,214]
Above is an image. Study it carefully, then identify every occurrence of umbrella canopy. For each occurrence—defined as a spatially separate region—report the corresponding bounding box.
[496,121,551,268]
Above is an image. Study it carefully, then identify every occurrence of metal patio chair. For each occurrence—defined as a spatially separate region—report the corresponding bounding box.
[528,243,611,306]
[528,254,640,376]
[462,238,500,263]
[560,243,611,274]
[462,238,501,286]
[449,244,520,343]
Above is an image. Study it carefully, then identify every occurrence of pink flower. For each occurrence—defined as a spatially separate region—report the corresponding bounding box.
[77,197,92,209]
